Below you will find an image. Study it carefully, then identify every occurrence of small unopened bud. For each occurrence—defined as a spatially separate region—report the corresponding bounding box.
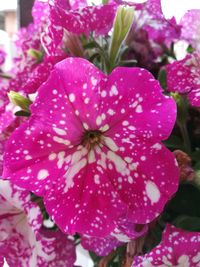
[27,48,43,62]
[109,5,134,71]
[8,91,32,112]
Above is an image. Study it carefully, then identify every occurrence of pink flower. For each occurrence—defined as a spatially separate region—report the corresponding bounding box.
[3,57,179,237]
[19,55,66,94]
[14,23,41,53]
[47,0,117,52]
[132,224,200,266]
[141,0,181,44]
[166,52,200,107]
[0,180,76,267]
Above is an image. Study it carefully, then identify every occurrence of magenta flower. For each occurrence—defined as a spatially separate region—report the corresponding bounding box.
[143,0,181,44]
[132,224,200,267]
[0,180,76,267]
[3,57,179,237]
[166,52,200,107]
[47,0,117,52]
[19,55,66,94]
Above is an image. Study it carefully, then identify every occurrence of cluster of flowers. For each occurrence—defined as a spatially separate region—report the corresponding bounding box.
[0,0,200,266]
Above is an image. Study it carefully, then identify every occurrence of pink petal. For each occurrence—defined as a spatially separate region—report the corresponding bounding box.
[133,224,200,266]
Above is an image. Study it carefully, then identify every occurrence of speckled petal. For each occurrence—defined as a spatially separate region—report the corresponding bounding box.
[49,2,117,38]
[132,224,200,267]
[166,53,200,107]
[81,234,122,256]
[100,66,177,140]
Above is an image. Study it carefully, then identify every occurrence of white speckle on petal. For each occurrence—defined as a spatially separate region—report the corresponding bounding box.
[146,181,160,204]
[110,85,118,96]
[96,116,102,126]
[107,151,126,173]
[94,174,100,184]
[88,150,96,163]
[53,127,66,136]
[69,93,75,102]
[83,123,89,130]
[91,76,97,86]
[135,105,143,113]
[49,153,57,161]
[101,90,107,97]
[152,143,162,150]
[122,121,129,126]
[107,109,115,115]
[104,137,118,152]
[53,136,70,146]
[37,169,49,180]
[64,158,87,192]
[84,97,90,104]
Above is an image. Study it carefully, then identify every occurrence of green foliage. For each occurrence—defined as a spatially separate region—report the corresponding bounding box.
[163,183,200,231]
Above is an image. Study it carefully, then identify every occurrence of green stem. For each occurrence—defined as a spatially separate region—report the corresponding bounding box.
[0,73,12,79]
[179,122,191,154]
[175,94,191,154]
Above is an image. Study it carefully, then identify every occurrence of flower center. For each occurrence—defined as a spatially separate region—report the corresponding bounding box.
[81,130,102,150]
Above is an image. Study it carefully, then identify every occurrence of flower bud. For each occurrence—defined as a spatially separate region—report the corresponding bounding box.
[109,5,134,71]
[27,48,43,62]
[8,91,32,112]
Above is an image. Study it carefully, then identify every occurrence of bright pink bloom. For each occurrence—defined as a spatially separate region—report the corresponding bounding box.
[166,52,200,107]
[3,58,179,237]
[132,224,200,266]
[0,180,76,267]
[47,0,117,52]
[142,0,181,44]
[17,55,66,94]
[14,23,41,54]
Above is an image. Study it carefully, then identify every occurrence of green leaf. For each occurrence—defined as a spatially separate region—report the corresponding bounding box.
[187,45,194,54]
[191,150,200,162]
[162,135,184,150]
[8,91,32,112]
[173,215,200,231]
[88,251,102,264]
[83,41,99,50]
[164,183,200,221]
[158,69,167,90]
[27,48,43,62]
[15,110,31,117]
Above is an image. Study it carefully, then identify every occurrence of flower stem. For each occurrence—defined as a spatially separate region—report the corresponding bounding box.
[175,94,191,154]
[179,122,191,154]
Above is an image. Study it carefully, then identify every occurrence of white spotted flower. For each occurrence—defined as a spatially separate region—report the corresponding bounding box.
[3,57,179,237]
